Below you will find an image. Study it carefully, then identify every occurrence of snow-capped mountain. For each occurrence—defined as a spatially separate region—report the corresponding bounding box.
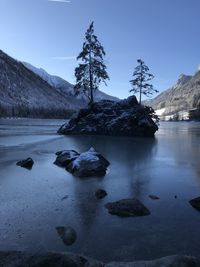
[22,62,74,92]
[145,71,200,119]
[0,50,83,118]
[0,49,118,118]
[23,62,118,102]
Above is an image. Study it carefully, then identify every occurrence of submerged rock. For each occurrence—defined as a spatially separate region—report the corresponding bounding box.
[0,252,199,267]
[58,96,158,137]
[55,147,110,178]
[189,197,200,211]
[56,226,77,246]
[105,198,150,217]
[16,157,34,170]
[95,189,108,199]
[61,195,69,201]
[149,194,160,200]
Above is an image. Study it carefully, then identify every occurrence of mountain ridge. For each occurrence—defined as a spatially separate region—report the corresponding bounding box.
[0,49,118,118]
[146,71,200,119]
[22,62,119,103]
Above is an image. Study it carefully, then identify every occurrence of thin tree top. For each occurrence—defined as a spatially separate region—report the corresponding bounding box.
[77,22,106,62]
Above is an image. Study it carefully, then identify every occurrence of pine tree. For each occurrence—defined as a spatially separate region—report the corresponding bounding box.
[74,22,109,105]
[130,59,158,104]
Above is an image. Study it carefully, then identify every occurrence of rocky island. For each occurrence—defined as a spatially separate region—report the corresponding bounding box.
[58,96,158,137]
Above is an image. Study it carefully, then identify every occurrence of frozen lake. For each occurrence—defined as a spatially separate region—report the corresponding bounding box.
[0,118,200,262]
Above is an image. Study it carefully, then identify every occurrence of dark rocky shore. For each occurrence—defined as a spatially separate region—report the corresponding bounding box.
[0,251,199,267]
[58,96,158,137]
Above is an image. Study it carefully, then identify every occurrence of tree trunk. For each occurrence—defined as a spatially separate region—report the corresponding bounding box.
[89,71,94,104]
[89,45,94,105]
[139,62,142,105]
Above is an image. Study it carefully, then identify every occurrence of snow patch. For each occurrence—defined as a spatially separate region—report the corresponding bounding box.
[155,108,166,116]
[72,147,99,168]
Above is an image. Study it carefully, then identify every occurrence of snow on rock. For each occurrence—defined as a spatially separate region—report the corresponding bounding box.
[54,150,80,167]
[58,96,158,137]
[71,147,99,169]
[55,147,110,178]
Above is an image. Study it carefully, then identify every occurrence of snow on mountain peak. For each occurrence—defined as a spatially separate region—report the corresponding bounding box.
[22,62,73,89]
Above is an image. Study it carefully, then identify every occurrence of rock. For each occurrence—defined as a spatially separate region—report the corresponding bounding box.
[149,194,160,200]
[0,251,103,267]
[0,252,199,267]
[54,150,80,167]
[61,195,69,201]
[65,147,110,178]
[105,198,150,217]
[16,157,34,170]
[189,197,200,211]
[95,189,107,199]
[58,96,158,137]
[105,255,200,267]
[56,226,77,246]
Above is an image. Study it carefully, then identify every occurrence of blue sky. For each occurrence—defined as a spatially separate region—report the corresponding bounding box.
[0,0,200,99]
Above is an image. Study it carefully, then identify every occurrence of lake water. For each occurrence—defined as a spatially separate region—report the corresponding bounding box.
[0,118,200,262]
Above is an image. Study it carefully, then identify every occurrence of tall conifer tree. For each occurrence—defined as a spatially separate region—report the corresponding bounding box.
[74,22,109,104]
[130,59,158,104]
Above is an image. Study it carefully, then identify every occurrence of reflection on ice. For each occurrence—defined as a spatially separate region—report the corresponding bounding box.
[0,120,200,262]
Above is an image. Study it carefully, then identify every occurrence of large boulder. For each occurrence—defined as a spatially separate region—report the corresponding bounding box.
[105,198,150,217]
[55,147,110,178]
[58,96,158,137]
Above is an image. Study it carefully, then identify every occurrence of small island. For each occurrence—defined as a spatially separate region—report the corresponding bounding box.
[58,96,158,137]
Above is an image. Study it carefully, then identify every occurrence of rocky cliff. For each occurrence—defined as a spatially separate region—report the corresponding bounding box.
[146,71,200,119]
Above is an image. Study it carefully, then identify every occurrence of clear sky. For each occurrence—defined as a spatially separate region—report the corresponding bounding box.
[0,0,200,99]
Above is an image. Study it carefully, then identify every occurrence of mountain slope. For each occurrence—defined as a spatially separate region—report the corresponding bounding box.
[146,72,200,117]
[23,62,119,102]
[0,50,82,117]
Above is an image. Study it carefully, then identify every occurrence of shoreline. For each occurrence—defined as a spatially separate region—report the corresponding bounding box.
[0,251,199,266]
